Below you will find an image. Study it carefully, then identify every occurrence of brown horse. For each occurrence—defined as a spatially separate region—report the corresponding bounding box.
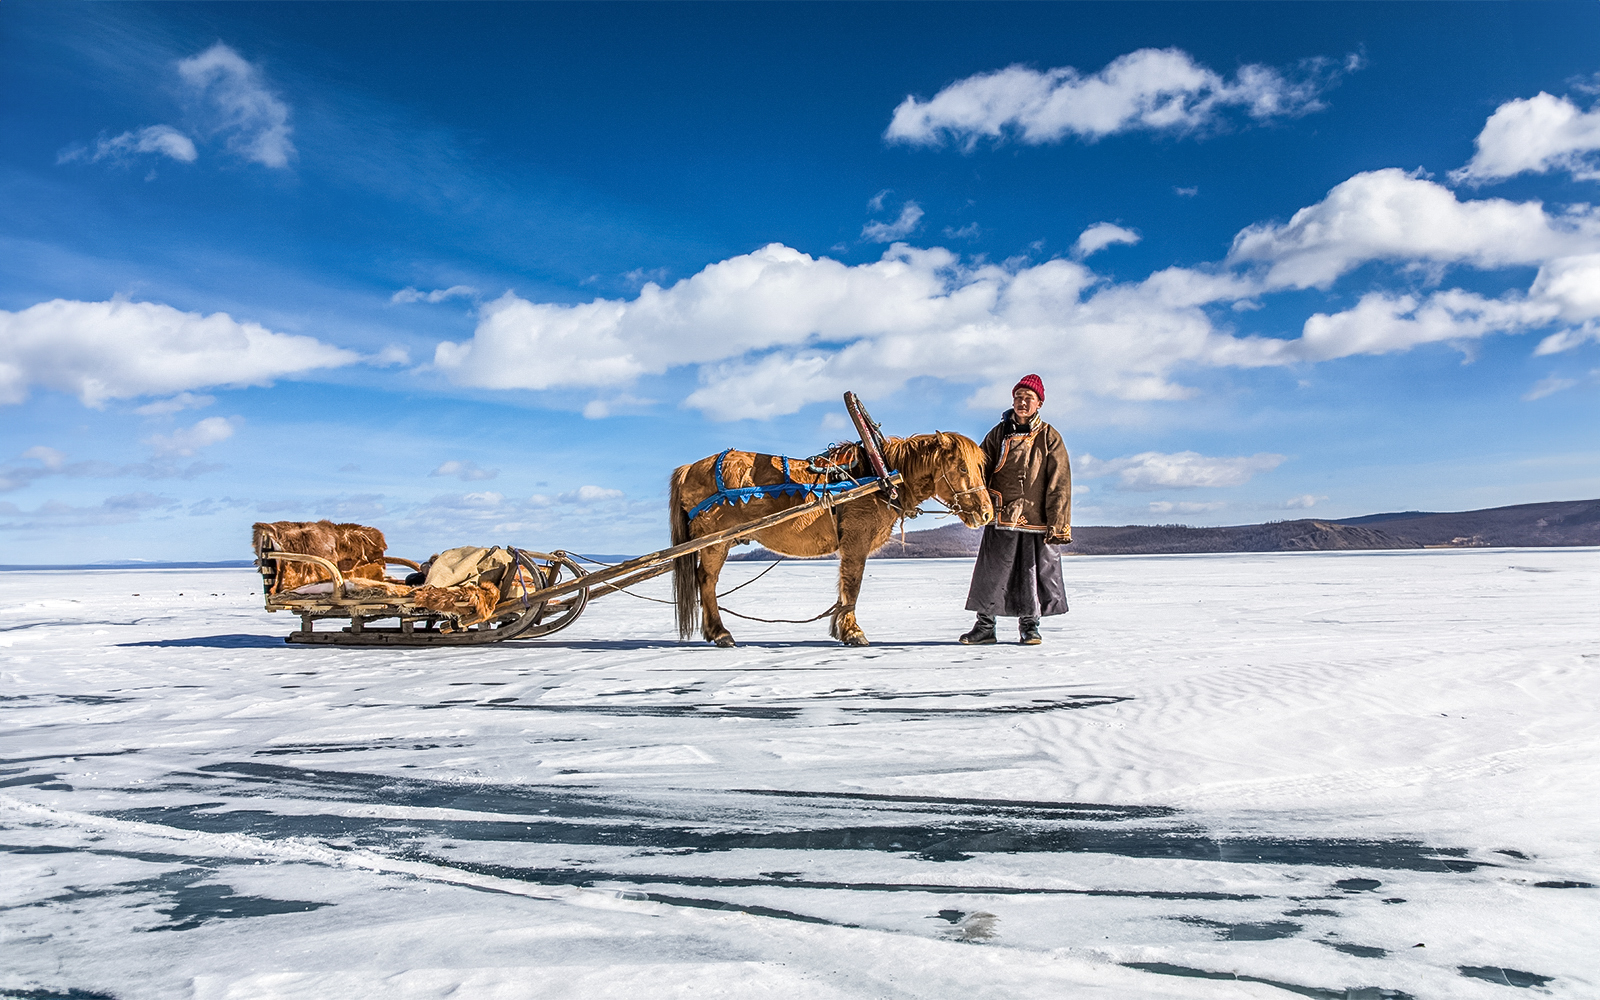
[669,433,994,647]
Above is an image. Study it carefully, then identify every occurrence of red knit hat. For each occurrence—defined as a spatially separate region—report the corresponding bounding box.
[1012,373,1045,402]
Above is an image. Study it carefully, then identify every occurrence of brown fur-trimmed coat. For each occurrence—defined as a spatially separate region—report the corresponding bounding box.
[980,411,1072,541]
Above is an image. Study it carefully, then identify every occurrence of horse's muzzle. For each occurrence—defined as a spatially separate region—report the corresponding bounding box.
[948,484,994,528]
[959,508,994,528]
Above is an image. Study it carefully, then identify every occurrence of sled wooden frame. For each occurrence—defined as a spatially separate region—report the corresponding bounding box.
[259,548,593,646]
[260,472,902,647]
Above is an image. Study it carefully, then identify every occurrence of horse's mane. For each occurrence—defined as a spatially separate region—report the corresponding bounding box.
[882,432,984,502]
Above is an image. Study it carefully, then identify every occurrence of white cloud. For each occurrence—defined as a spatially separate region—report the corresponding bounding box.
[0,298,358,407]
[435,290,641,391]
[134,392,215,416]
[1528,253,1600,324]
[59,125,197,166]
[432,159,1600,422]
[392,285,478,304]
[1174,186,1199,197]
[1072,222,1140,259]
[885,48,1358,148]
[315,493,387,521]
[21,446,65,470]
[1452,92,1600,184]
[1148,500,1226,514]
[430,460,499,481]
[0,492,181,531]
[0,446,223,494]
[559,485,624,504]
[943,222,982,240]
[368,345,411,367]
[1523,375,1579,401]
[1259,289,1559,364]
[580,393,651,419]
[143,416,235,457]
[1079,451,1285,490]
[1534,325,1600,355]
[862,202,924,242]
[623,268,671,288]
[187,495,253,517]
[1227,169,1593,290]
[1283,494,1324,509]
[177,43,294,169]
[398,487,651,544]
[1218,173,1600,364]
[868,189,892,212]
[1528,253,1600,355]
[435,243,1267,420]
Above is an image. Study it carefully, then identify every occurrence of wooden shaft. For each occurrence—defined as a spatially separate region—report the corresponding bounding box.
[845,392,895,499]
[523,473,901,605]
[586,561,673,599]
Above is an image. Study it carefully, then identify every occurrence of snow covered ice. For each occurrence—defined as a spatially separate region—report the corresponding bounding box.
[2,548,1597,998]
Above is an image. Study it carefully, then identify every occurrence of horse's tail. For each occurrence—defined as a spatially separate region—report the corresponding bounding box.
[669,465,700,641]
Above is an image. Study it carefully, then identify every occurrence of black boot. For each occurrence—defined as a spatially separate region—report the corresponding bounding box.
[1019,617,1042,645]
[959,614,997,645]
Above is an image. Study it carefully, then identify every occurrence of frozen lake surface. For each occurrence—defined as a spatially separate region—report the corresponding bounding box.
[3,549,1597,999]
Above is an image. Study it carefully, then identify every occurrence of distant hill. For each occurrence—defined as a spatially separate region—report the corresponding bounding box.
[864,518,1422,557]
[1327,499,1600,548]
[728,497,1600,559]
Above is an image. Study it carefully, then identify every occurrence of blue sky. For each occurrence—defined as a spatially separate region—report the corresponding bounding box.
[4,1,1600,562]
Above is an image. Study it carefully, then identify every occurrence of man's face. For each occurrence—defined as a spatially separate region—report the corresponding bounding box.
[1012,388,1041,421]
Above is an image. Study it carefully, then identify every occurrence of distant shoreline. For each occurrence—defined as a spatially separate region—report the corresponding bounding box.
[5,498,1595,570]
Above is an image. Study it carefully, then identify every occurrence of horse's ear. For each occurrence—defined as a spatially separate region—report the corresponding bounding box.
[936,430,953,449]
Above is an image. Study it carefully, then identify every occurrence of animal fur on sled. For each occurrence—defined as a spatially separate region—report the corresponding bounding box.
[252,520,388,593]
[409,547,520,628]
[410,582,503,627]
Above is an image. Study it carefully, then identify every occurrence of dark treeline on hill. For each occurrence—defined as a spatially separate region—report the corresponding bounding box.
[727,498,1600,559]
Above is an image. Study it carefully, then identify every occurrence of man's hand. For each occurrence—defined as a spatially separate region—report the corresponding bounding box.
[1047,529,1071,545]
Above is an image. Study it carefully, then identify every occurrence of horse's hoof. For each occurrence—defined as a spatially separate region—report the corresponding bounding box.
[713,634,737,648]
[842,633,870,647]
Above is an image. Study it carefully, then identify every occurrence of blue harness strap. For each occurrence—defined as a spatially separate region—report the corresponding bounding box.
[685,448,892,522]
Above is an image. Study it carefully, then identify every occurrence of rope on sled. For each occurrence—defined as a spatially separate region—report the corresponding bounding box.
[567,552,839,624]
[719,600,844,625]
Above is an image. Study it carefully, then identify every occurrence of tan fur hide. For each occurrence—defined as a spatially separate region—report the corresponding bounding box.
[410,581,502,626]
[252,520,388,593]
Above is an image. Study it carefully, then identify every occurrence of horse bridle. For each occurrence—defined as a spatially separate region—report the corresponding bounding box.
[906,465,991,523]
[812,441,991,524]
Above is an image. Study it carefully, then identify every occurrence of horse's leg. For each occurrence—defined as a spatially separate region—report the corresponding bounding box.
[698,541,736,647]
[831,508,886,647]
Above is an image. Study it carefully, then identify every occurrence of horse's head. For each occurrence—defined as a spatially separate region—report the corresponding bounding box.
[930,431,994,528]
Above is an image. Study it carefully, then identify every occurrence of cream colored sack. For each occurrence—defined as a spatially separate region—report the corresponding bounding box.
[423,546,513,589]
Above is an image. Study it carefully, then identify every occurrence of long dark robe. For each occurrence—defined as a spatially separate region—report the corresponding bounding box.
[964,526,1068,618]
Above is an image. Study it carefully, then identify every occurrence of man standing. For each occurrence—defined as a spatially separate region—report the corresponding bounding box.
[960,374,1071,645]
